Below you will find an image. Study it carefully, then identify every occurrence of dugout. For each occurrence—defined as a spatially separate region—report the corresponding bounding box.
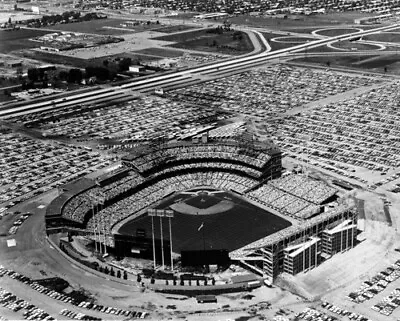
[181,249,230,267]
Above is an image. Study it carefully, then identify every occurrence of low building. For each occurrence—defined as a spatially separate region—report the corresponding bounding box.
[6,60,22,68]
[196,295,217,303]
[129,65,145,73]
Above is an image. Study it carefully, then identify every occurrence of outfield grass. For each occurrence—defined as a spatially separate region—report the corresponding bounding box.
[154,29,253,55]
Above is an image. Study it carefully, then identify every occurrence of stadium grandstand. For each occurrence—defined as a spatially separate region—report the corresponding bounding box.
[45,137,358,281]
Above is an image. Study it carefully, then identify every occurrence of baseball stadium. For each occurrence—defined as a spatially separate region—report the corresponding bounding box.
[45,136,358,282]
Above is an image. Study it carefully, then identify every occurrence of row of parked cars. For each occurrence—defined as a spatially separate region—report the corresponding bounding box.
[76,301,148,318]
[347,260,400,303]
[371,288,400,316]
[0,286,55,321]
[0,266,149,319]
[59,309,100,320]
[295,307,336,321]
[321,301,370,321]
[8,212,33,235]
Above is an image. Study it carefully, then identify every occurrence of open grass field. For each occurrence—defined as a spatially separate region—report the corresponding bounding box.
[314,27,362,37]
[0,29,49,54]
[262,32,315,50]
[362,32,400,43]
[18,49,160,69]
[153,25,196,34]
[133,47,184,58]
[39,19,136,35]
[118,191,291,253]
[291,54,400,74]
[153,29,253,55]
[272,36,316,43]
[229,12,376,31]
[331,40,383,51]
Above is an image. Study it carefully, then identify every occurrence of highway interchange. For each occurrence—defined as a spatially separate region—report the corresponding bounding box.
[0,23,399,118]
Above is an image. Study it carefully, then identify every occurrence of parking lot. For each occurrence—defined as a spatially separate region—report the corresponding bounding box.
[13,95,230,142]
[0,131,112,208]
[0,266,148,320]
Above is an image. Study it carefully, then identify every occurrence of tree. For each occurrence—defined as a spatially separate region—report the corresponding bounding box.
[58,70,69,81]
[118,58,132,72]
[68,68,83,83]
[27,68,39,82]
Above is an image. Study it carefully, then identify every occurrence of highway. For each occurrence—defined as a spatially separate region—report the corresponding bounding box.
[0,23,398,118]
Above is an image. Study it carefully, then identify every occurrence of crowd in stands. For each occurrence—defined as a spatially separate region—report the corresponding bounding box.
[130,143,270,172]
[246,174,332,219]
[153,161,262,178]
[62,171,144,224]
[62,193,93,224]
[269,174,337,204]
[85,171,257,234]
[93,172,144,200]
